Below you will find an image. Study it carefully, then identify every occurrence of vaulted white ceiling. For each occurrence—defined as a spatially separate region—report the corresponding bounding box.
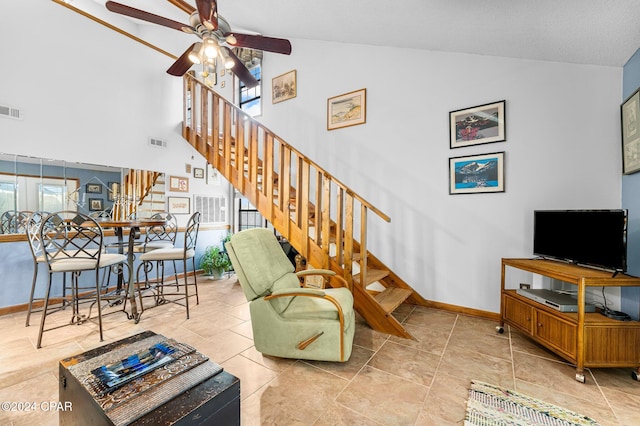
[80,0,640,67]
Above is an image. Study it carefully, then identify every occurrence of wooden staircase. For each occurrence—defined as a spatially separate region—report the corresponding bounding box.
[180,74,430,338]
[112,169,162,220]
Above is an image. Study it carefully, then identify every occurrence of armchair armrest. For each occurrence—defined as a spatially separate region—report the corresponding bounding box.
[265,288,348,360]
[296,269,350,290]
[269,287,325,297]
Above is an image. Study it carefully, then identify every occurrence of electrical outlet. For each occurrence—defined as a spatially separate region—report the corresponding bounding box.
[519,283,531,290]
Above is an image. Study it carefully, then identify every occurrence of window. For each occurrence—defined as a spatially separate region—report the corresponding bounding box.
[238,197,266,230]
[194,195,227,224]
[238,63,262,117]
[0,181,16,213]
[39,184,65,212]
[0,176,77,214]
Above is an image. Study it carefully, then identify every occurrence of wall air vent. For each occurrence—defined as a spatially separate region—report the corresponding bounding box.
[148,137,168,148]
[0,104,23,120]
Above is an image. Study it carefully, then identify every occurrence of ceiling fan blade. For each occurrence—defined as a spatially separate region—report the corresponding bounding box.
[227,50,259,88]
[167,43,197,76]
[225,33,292,55]
[196,0,218,31]
[105,1,192,32]
[167,0,196,15]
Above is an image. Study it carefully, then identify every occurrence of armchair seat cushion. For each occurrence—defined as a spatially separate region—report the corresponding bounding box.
[279,288,354,321]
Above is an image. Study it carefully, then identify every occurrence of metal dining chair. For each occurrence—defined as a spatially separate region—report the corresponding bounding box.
[136,211,201,319]
[24,211,50,327]
[133,212,179,286]
[36,211,130,348]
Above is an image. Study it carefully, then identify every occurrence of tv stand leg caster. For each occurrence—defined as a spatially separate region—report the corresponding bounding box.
[495,325,504,334]
[575,370,586,383]
[632,369,640,381]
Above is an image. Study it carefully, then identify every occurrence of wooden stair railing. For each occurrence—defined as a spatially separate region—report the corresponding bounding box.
[181,73,429,338]
[112,169,161,220]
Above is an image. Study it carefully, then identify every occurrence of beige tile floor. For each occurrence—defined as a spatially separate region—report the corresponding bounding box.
[1,274,640,425]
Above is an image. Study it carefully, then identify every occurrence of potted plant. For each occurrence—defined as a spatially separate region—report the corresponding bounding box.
[199,245,232,279]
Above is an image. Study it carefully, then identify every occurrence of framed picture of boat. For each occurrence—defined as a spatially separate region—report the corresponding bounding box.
[449,100,506,148]
[449,152,505,195]
[621,88,640,174]
[327,88,366,130]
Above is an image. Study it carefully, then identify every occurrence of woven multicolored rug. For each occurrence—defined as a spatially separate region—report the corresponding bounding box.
[465,380,601,426]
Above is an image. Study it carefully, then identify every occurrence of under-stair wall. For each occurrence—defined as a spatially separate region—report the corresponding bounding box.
[181,74,430,338]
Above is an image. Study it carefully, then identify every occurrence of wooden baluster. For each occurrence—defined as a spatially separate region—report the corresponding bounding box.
[344,192,354,291]
[321,173,332,269]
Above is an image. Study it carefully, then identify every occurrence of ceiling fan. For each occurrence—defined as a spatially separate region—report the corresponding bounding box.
[105,0,292,88]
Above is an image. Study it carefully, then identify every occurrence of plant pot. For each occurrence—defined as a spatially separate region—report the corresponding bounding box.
[205,269,224,280]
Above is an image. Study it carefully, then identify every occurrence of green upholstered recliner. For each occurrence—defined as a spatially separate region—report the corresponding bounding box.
[225,228,355,362]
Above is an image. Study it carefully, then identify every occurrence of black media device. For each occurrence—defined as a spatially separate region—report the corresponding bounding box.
[533,209,628,273]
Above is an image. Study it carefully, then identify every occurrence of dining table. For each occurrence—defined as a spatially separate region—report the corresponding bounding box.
[97,218,166,323]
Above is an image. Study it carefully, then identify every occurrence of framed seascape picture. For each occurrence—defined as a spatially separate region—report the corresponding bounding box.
[450,100,506,148]
[167,196,190,214]
[449,152,505,195]
[86,183,102,194]
[327,88,366,130]
[272,70,296,104]
[621,88,640,174]
[169,175,189,193]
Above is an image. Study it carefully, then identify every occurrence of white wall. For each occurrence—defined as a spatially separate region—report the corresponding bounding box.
[0,2,623,313]
[257,39,623,313]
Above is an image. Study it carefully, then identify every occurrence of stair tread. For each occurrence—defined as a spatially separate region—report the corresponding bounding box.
[374,287,413,313]
[354,268,389,286]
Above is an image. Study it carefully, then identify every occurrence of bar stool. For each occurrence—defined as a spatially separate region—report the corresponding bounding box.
[37,211,130,348]
[136,212,201,319]
[25,211,49,327]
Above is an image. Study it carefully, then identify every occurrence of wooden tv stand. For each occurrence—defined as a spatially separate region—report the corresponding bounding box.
[499,258,640,383]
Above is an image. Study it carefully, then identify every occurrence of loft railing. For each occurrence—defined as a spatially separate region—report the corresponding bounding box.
[180,73,390,290]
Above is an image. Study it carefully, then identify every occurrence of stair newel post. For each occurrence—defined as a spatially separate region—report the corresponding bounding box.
[344,192,355,291]
[321,173,332,269]
[299,159,311,262]
[199,85,209,155]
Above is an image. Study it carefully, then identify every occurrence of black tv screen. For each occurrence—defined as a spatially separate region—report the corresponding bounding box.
[533,210,628,272]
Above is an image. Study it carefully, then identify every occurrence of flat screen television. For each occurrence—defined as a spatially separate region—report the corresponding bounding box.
[533,209,628,272]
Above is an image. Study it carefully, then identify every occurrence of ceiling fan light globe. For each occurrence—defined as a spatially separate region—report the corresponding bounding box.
[203,37,218,58]
[188,42,203,64]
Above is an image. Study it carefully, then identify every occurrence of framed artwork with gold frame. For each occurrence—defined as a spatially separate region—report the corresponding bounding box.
[327,88,366,130]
